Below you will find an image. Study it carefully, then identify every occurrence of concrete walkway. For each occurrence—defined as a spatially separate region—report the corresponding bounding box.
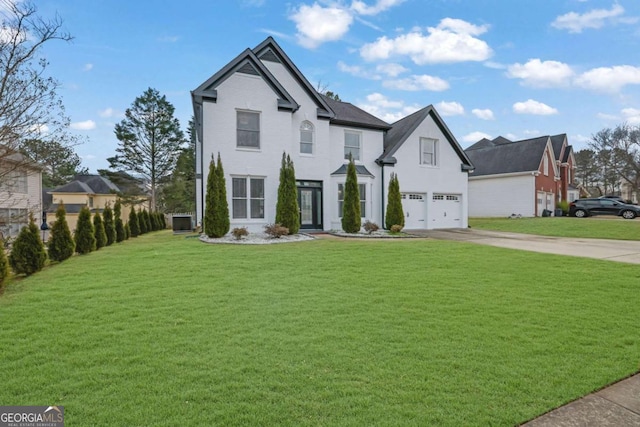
[410,228,640,264]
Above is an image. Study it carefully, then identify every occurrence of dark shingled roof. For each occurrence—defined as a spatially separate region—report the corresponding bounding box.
[50,175,120,194]
[550,134,567,161]
[320,94,390,130]
[47,203,87,214]
[465,136,550,176]
[330,164,374,177]
[466,136,512,151]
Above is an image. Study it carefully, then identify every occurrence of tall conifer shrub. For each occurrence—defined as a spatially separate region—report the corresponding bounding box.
[385,173,405,230]
[276,153,300,234]
[75,206,96,254]
[93,213,107,249]
[47,202,75,262]
[341,156,361,233]
[8,214,47,275]
[103,203,116,245]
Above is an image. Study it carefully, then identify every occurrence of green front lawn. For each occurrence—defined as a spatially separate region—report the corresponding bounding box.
[470,217,640,240]
[1,232,638,425]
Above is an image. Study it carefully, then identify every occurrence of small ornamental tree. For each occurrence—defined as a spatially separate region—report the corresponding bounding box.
[75,206,96,254]
[93,213,107,249]
[139,208,148,234]
[0,244,8,286]
[275,153,300,235]
[341,156,361,233]
[9,213,47,275]
[129,207,140,237]
[114,199,125,243]
[385,172,404,230]
[47,202,75,262]
[103,204,116,245]
[204,153,230,238]
[124,222,131,240]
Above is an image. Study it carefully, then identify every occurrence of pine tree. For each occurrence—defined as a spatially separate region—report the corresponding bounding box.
[103,203,116,245]
[276,153,300,234]
[341,156,361,233]
[9,213,47,275]
[139,208,148,234]
[75,206,96,254]
[129,207,140,237]
[47,202,75,262]
[114,199,125,243]
[93,213,107,249]
[0,243,8,286]
[385,173,405,230]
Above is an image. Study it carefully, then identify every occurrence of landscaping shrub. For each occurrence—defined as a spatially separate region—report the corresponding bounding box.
[93,213,107,249]
[276,152,300,235]
[102,204,116,245]
[47,202,75,262]
[144,209,152,232]
[124,222,131,240]
[232,227,249,240]
[9,214,47,275]
[128,208,140,237]
[75,206,96,254]
[363,220,379,234]
[139,208,149,234]
[341,156,361,233]
[160,213,166,229]
[150,211,160,231]
[204,153,230,238]
[385,172,404,230]
[558,200,569,216]
[0,243,9,286]
[390,224,403,233]
[264,223,289,238]
[114,200,125,243]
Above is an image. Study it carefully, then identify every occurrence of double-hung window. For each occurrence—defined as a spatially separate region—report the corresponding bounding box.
[237,111,260,149]
[300,121,314,154]
[232,177,265,219]
[344,131,361,161]
[338,183,366,217]
[0,169,28,193]
[420,137,437,166]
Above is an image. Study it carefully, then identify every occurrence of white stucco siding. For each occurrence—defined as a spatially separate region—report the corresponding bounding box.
[384,115,469,229]
[468,174,535,217]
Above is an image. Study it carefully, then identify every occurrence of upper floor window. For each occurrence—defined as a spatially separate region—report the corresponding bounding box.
[88,197,94,208]
[300,121,314,155]
[237,111,260,149]
[420,138,437,166]
[0,169,27,193]
[344,131,361,161]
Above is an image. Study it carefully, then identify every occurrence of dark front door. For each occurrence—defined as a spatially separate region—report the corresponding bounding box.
[297,181,323,230]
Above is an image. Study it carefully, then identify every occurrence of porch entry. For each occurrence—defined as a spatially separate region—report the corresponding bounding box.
[297,180,323,230]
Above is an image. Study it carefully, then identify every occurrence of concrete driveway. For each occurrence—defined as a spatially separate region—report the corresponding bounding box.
[409,228,640,264]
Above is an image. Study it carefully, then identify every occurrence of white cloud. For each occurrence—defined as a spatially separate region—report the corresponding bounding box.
[462,131,492,143]
[375,63,408,77]
[30,123,49,134]
[383,74,449,91]
[83,63,93,72]
[597,112,619,121]
[512,99,558,115]
[551,4,628,33]
[507,59,574,88]
[622,108,640,124]
[98,107,124,118]
[435,101,464,116]
[290,3,353,48]
[575,65,640,92]
[360,18,492,64]
[357,92,420,123]
[71,120,97,130]
[472,108,494,120]
[523,129,541,136]
[337,61,380,80]
[571,134,591,144]
[350,0,406,16]
[484,61,507,70]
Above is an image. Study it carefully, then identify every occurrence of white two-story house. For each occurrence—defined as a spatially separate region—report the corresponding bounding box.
[191,37,473,233]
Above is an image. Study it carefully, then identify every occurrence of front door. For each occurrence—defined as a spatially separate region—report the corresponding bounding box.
[297,181,323,230]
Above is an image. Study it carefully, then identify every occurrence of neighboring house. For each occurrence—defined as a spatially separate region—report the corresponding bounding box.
[465,134,576,217]
[0,151,43,239]
[191,37,473,232]
[47,174,145,231]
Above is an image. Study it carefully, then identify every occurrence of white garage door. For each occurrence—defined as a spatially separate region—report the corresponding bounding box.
[431,194,462,229]
[401,193,426,229]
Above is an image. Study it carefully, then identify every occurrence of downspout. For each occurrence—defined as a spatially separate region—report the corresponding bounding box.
[380,163,385,229]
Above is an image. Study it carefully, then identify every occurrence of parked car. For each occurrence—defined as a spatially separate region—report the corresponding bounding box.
[569,198,640,219]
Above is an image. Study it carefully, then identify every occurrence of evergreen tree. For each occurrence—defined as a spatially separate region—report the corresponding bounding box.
[385,173,405,230]
[160,212,166,229]
[0,242,8,286]
[114,199,125,243]
[93,213,107,249]
[129,207,140,237]
[124,222,131,240]
[204,157,217,237]
[276,153,300,234]
[47,202,75,262]
[75,206,96,254]
[341,156,361,233]
[151,212,160,231]
[139,208,149,234]
[144,209,153,232]
[9,213,47,275]
[103,204,116,245]
[204,153,230,238]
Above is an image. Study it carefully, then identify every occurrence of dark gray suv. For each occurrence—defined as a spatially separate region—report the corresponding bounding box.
[569,198,639,219]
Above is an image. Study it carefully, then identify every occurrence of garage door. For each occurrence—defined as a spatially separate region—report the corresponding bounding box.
[401,193,426,229]
[431,194,462,229]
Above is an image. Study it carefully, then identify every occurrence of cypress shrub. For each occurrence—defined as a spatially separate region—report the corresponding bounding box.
[103,204,116,245]
[129,208,140,237]
[151,212,161,231]
[47,202,75,262]
[159,212,166,229]
[93,213,107,249]
[276,153,300,235]
[114,200,125,243]
[341,156,361,233]
[143,209,152,232]
[75,206,96,254]
[9,213,47,275]
[0,243,8,286]
[385,172,405,230]
[124,222,131,240]
[204,153,230,238]
[204,157,216,237]
[139,208,148,234]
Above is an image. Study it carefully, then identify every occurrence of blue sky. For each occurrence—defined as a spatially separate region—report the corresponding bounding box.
[37,0,640,172]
